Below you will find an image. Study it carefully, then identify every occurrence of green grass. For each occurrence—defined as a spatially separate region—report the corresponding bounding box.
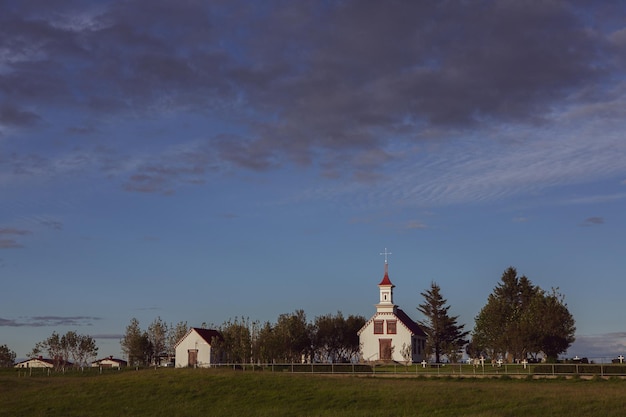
[1,368,625,417]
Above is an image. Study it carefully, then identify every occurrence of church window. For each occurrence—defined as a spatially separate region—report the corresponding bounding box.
[374,320,384,334]
[386,320,397,334]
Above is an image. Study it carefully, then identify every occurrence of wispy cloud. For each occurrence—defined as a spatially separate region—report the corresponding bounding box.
[406,220,428,230]
[580,217,604,227]
[0,228,31,249]
[0,228,31,236]
[0,316,101,327]
[91,334,124,340]
[0,239,23,249]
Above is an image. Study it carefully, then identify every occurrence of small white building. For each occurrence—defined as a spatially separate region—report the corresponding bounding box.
[92,356,127,368]
[14,357,55,368]
[174,327,222,368]
[14,356,72,368]
[358,259,427,363]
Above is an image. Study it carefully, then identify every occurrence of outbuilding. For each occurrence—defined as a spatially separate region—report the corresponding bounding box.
[92,356,128,368]
[174,327,223,368]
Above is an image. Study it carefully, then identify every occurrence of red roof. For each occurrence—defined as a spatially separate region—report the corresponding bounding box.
[395,308,427,337]
[378,272,394,286]
[193,328,223,344]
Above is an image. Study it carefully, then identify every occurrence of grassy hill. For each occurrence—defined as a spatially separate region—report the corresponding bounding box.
[1,367,625,416]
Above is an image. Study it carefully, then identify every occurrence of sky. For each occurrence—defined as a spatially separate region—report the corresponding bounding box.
[1,0,626,362]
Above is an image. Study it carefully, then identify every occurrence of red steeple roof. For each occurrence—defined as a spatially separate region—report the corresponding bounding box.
[378,263,394,286]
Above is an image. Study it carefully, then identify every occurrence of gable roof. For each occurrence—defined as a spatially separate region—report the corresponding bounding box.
[193,328,222,344]
[92,356,127,365]
[358,309,426,337]
[395,308,427,337]
[175,327,223,348]
[15,357,73,367]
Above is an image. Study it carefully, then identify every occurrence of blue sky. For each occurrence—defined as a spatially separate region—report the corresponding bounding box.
[1,0,626,361]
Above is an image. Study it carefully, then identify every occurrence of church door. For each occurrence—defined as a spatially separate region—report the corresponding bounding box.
[379,339,392,360]
[188,349,198,367]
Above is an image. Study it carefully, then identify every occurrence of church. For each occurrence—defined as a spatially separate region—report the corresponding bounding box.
[358,252,427,363]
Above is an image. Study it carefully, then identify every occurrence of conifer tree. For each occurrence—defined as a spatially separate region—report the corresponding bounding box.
[417,282,469,363]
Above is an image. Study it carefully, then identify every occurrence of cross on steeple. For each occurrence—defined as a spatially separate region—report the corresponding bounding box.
[380,247,392,264]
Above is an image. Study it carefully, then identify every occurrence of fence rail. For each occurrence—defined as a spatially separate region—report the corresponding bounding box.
[209,362,626,377]
[11,362,626,377]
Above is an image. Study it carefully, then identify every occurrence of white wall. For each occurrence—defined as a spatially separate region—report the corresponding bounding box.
[175,330,214,368]
[360,313,416,363]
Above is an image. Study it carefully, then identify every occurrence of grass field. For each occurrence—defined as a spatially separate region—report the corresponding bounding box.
[1,367,625,417]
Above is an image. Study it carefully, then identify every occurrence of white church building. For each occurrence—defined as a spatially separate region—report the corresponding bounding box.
[358,254,427,363]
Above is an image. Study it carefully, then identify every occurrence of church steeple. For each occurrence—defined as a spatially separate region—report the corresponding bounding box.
[376,248,396,313]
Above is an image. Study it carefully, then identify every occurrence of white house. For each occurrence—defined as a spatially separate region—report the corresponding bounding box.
[174,327,222,368]
[91,356,127,368]
[14,356,72,368]
[358,259,427,363]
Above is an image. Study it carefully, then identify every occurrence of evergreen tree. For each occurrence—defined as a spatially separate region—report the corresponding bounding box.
[417,282,469,363]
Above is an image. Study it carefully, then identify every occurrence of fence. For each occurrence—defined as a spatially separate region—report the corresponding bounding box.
[11,362,626,378]
[210,362,626,377]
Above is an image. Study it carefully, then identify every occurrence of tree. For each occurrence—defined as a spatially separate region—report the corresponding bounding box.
[216,317,257,363]
[147,317,168,365]
[167,321,189,358]
[0,344,16,367]
[417,282,469,363]
[32,331,98,369]
[311,312,365,363]
[472,267,576,362]
[273,310,312,363]
[256,321,279,363]
[64,331,98,367]
[528,288,576,361]
[120,318,152,366]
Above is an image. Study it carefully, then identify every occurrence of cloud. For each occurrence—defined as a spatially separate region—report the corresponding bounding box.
[568,332,626,359]
[0,228,31,235]
[2,1,626,201]
[0,239,23,249]
[580,217,604,227]
[0,316,101,327]
[406,220,428,230]
[0,228,31,249]
[0,105,41,127]
[91,334,124,340]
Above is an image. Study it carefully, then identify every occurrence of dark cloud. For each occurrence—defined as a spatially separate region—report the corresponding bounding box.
[0,228,32,236]
[91,334,124,340]
[39,219,63,230]
[1,1,623,185]
[581,216,604,226]
[0,316,101,327]
[0,105,41,127]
